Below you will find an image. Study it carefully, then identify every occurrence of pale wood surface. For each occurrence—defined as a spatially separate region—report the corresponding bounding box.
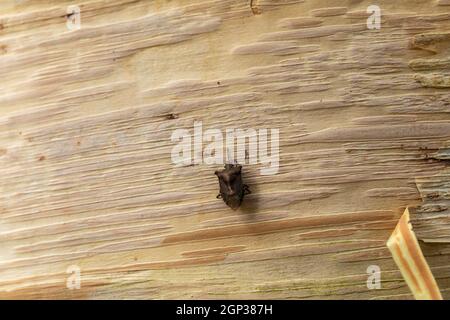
[0,0,450,299]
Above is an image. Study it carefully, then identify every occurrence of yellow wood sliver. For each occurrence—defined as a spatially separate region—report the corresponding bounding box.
[387,208,443,300]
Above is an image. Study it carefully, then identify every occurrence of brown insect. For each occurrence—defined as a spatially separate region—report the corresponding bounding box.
[215,163,251,210]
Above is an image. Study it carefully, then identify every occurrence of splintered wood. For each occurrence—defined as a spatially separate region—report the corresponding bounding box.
[1,0,450,299]
[387,208,443,300]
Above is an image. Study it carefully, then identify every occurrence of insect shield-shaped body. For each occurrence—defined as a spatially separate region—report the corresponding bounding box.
[215,164,250,210]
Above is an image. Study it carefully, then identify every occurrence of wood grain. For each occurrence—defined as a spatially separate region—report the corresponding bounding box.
[0,0,449,299]
[388,208,443,300]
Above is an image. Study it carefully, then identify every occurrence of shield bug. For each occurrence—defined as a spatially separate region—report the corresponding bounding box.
[215,163,251,210]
